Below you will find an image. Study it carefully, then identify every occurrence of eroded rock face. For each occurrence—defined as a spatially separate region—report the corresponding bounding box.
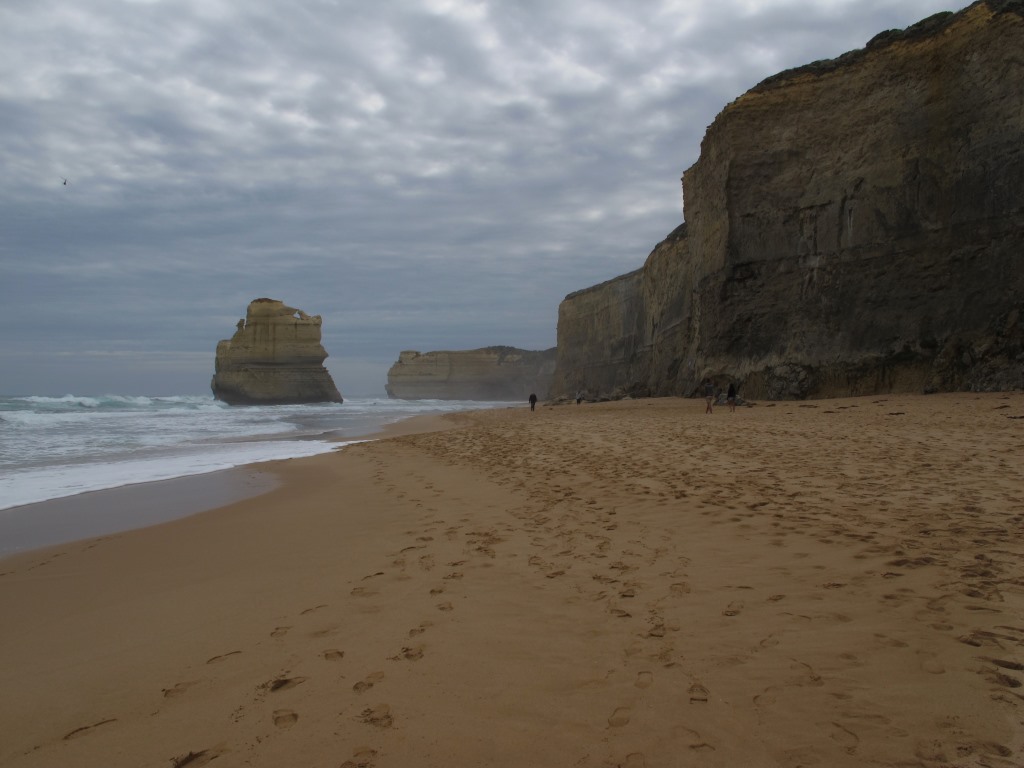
[386,347,556,401]
[211,298,343,405]
[552,1,1024,400]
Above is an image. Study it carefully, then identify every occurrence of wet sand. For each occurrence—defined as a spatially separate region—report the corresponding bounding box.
[0,394,1021,767]
[0,469,278,559]
[0,411,453,559]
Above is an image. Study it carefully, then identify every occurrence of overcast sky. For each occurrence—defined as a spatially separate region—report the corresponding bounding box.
[0,0,971,397]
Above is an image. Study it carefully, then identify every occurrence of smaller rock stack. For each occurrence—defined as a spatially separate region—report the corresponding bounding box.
[386,346,556,400]
[211,298,343,405]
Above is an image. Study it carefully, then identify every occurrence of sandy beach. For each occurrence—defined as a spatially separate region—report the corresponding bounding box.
[0,393,1021,767]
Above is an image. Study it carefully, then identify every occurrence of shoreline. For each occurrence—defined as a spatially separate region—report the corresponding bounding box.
[0,410,473,561]
[1,393,1021,767]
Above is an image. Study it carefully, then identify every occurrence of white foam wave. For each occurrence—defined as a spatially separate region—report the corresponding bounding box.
[0,394,510,505]
[22,394,103,408]
[0,439,353,510]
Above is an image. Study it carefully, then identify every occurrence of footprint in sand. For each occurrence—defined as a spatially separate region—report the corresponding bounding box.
[353,672,385,693]
[273,710,298,728]
[874,633,908,648]
[359,704,394,728]
[323,649,345,661]
[408,621,433,638]
[162,681,198,698]
[635,671,654,689]
[646,623,666,638]
[688,683,710,703]
[389,645,424,662]
[270,626,291,638]
[676,725,715,752]
[608,707,631,727]
[838,652,863,667]
[722,602,743,617]
[437,601,454,612]
[985,670,1023,690]
[63,718,117,740]
[265,676,307,693]
[206,650,242,664]
[959,630,1008,648]
[829,720,860,749]
[170,746,226,767]
[753,687,778,707]
[339,748,378,768]
[300,604,328,615]
[984,657,1024,672]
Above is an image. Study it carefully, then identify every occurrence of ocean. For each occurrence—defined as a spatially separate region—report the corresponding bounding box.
[0,394,510,512]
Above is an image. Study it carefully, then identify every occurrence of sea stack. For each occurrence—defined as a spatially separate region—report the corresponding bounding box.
[211,298,343,405]
[386,346,556,400]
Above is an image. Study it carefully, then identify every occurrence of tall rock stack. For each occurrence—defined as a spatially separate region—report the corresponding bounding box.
[211,298,343,405]
[552,1,1024,400]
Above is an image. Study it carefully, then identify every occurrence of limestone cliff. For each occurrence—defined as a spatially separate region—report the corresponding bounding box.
[552,0,1024,400]
[211,298,343,405]
[386,347,557,401]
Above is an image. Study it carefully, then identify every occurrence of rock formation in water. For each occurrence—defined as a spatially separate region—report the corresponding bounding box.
[211,298,343,405]
[552,1,1024,400]
[386,347,557,401]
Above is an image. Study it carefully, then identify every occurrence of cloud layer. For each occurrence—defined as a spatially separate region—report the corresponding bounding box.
[0,0,970,395]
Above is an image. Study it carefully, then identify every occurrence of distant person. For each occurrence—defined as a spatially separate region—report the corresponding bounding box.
[529,393,538,411]
[703,379,715,414]
[575,390,584,405]
[727,382,737,412]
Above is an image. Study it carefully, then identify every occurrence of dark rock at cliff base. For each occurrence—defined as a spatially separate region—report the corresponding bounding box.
[552,0,1024,401]
[211,298,343,405]
[386,346,556,401]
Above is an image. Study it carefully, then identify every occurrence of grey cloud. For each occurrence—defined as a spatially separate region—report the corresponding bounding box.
[0,0,973,396]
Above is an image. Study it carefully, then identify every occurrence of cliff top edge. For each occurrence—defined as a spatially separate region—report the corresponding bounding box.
[752,0,1022,94]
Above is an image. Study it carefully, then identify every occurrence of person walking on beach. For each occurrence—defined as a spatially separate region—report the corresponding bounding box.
[529,393,538,411]
[575,390,584,405]
[703,379,715,414]
[727,382,737,413]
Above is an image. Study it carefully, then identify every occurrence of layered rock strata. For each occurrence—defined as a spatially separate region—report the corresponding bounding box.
[386,347,557,401]
[552,1,1024,400]
[211,298,343,405]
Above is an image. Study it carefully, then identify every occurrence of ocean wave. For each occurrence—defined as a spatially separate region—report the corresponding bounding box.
[22,394,104,408]
[10,393,230,412]
[0,439,353,511]
[0,395,512,501]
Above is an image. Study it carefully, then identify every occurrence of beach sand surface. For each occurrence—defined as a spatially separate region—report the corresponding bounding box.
[0,394,1022,767]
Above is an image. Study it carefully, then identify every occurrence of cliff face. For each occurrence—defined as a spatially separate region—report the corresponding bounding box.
[211,298,343,405]
[552,0,1024,400]
[386,347,557,401]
